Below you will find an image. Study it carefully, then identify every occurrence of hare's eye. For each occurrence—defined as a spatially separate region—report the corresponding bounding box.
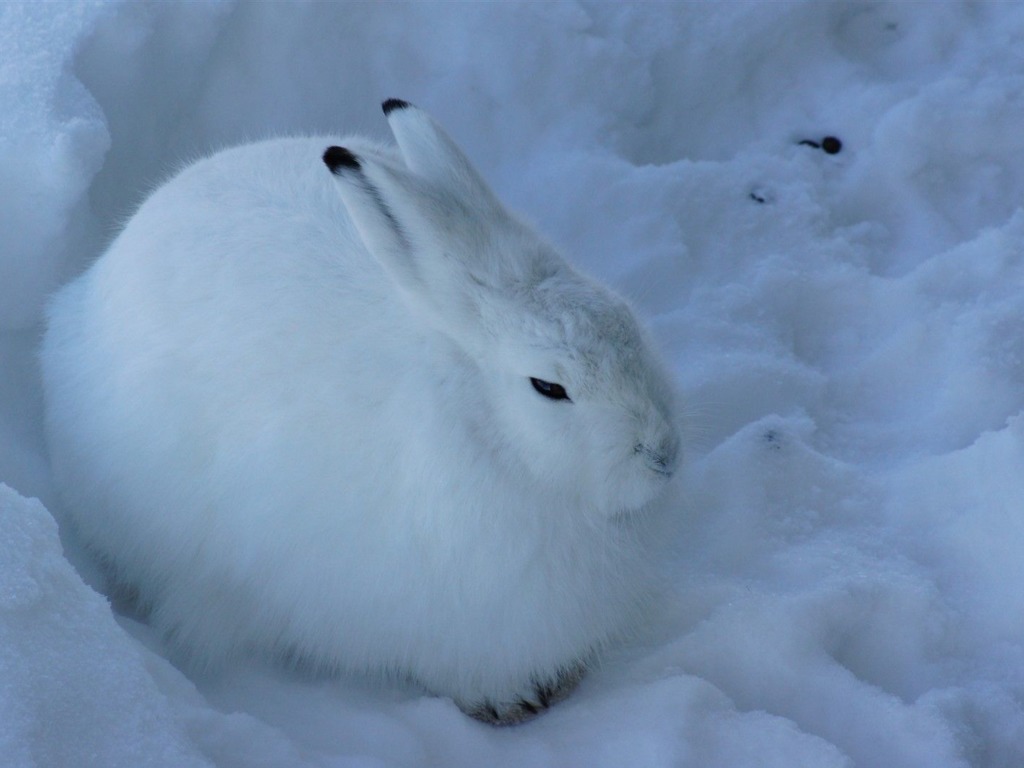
[530,377,572,402]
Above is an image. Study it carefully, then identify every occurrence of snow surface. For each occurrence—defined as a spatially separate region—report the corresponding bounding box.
[3,1,1024,765]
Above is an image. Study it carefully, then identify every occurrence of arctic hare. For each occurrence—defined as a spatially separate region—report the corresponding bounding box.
[41,99,680,724]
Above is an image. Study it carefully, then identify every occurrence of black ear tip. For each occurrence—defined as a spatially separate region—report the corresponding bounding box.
[323,146,360,175]
[382,98,412,116]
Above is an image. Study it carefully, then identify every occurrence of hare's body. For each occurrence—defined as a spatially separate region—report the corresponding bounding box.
[42,103,679,722]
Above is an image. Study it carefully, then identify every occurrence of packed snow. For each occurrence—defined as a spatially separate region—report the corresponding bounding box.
[3,1,1024,765]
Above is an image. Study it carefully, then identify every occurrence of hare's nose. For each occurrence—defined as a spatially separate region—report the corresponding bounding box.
[635,435,679,477]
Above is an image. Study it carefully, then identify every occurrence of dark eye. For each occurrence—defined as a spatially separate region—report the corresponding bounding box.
[530,377,572,402]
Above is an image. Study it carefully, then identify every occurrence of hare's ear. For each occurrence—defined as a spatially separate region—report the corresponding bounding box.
[323,146,480,331]
[382,99,501,211]
[323,146,413,290]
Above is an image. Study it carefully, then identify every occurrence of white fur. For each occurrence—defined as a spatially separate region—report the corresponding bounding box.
[40,103,680,712]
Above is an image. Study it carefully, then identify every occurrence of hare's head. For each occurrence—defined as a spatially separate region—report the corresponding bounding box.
[324,100,680,517]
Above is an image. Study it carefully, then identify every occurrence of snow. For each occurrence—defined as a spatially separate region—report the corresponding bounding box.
[2,1,1024,765]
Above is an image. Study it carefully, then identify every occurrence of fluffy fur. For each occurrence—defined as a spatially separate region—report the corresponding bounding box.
[40,101,680,723]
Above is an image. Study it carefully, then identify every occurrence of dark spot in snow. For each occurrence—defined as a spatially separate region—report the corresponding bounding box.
[799,136,843,154]
[821,136,843,154]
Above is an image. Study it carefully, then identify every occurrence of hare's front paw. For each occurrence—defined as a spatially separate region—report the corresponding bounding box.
[461,662,587,726]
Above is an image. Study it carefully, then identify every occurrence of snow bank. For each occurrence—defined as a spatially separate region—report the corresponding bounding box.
[3,1,1024,766]
[0,484,209,767]
[0,3,109,330]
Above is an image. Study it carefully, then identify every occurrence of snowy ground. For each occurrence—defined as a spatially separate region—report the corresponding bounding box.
[3,2,1024,766]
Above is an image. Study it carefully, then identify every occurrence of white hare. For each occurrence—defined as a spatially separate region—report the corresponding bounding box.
[41,99,680,724]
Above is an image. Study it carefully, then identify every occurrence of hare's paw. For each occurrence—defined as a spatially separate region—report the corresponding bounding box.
[461,661,587,726]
